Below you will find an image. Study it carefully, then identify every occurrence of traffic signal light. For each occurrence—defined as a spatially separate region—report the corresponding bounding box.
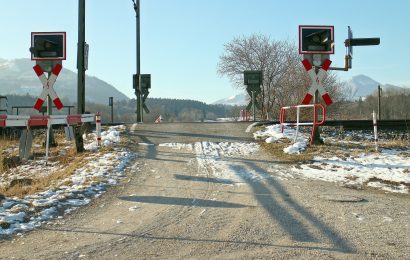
[299,26,334,54]
[133,74,151,90]
[140,74,151,90]
[31,32,66,60]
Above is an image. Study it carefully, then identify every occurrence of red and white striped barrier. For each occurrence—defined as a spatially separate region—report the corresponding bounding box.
[154,115,162,124]
[280,104,326,144]
[0,114,95,128]
[240,110,251,121]
[301,59,333,106]
[33,63,64,111]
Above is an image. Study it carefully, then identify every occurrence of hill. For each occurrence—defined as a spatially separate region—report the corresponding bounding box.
[213,93,248,106]
[0,58,129,104]
[0,94,240,123]
[346,74,409,100]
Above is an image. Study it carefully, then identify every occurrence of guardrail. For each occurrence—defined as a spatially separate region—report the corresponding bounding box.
[0,114,95,127]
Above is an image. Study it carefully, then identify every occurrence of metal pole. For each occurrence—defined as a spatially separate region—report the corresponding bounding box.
[312,89,321,145]
[138,0,143,122]
[373,111,378,152]
[133,0,142,122]
[77,0,86,114]
[111,100,114,124]
[252,91,255,122]
[47,73,55,147]
[378,85,382,120]
[74,0,86,153]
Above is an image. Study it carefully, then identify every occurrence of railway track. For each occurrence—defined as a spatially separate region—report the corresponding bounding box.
[324,119,410,130]
[1,119,409,140]
[259,119,410,131]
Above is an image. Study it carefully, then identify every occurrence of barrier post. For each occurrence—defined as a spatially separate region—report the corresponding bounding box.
[96,113,102,146]
[280,108,285,133]
[294,106,300,142]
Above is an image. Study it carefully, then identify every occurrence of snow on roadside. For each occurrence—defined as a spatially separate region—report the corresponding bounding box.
[0,125,134,237]
[253,124,308,154]
[163,141,266,184]
[293,151,410,194]
[255,124,410,194]
[84,125,125,150]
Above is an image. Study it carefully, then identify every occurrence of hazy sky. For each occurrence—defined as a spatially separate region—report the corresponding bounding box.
[0,0,409,103]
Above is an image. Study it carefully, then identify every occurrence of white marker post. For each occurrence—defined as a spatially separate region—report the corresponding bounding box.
[373,111,378,152]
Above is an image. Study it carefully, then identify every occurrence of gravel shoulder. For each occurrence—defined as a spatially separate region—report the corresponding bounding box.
[0,123,409,259]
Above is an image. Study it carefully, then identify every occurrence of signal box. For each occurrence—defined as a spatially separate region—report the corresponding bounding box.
[299,25,334,54]
[31,32,66,60]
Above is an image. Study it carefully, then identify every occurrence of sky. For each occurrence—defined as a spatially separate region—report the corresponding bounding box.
[0,0,409,104]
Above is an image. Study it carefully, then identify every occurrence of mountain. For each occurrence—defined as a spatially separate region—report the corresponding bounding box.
[346,75,408,100]
[0,58,129,104]
[213,93,248,106]
[347,75,380,100]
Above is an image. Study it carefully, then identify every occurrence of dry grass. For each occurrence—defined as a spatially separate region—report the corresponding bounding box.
[0,132,95,198]
[259,141,314,163]
[0,139,18,173]
[0,151,90,198]
[259,139,379,163]
[379,139,410,150]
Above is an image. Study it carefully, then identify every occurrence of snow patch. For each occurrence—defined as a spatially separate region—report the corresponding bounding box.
[0,125,134,237]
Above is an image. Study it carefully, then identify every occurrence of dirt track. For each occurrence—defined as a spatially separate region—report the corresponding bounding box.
[0,122,409,259]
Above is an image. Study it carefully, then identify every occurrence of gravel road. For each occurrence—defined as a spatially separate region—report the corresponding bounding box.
[0,122,409,259]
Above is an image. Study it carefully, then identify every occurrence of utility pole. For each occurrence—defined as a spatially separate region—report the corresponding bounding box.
[77,0,86,114]
[75,0,86,153]
[132,0,142,122]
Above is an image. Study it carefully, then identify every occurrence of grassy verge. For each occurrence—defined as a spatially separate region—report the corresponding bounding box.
[0,132,93,198]
[0,153,90,198]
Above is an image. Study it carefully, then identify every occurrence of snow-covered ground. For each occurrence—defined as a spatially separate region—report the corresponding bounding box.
[0,126,134,237]
[254,124,410,194]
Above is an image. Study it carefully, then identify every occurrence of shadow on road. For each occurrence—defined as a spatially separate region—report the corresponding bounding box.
[39,226,348,253]
[231,162,355,253]
[118,195,250,208]
[230,164,317,243]
[174,174,235,185]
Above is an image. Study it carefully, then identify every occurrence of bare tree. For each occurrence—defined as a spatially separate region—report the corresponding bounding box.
[217,34,345,119]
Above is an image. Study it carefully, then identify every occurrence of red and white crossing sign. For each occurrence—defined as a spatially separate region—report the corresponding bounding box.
[33,63,64,111]
[301,59,333,106]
